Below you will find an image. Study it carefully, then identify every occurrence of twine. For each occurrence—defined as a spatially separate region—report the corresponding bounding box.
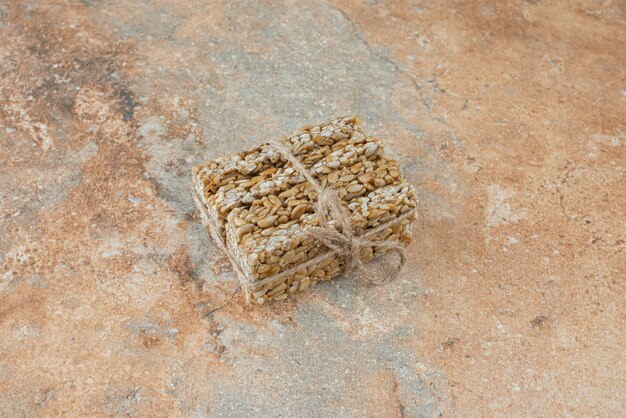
[266,138,408,286]
[193,138,415,300]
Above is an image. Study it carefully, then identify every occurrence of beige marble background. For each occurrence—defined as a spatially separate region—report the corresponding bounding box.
[0,0,624,416]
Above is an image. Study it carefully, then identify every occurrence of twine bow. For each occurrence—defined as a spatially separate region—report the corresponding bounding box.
[268,139,407,285]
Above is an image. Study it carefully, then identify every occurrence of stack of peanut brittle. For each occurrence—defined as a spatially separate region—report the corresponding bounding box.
[192,116,417,304]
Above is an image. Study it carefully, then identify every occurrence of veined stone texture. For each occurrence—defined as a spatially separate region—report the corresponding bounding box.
[0,1,624,416]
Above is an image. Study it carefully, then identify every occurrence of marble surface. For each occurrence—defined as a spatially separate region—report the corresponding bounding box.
[0,0,624,416]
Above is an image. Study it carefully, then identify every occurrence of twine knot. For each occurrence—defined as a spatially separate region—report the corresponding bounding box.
[268,139,406,285]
